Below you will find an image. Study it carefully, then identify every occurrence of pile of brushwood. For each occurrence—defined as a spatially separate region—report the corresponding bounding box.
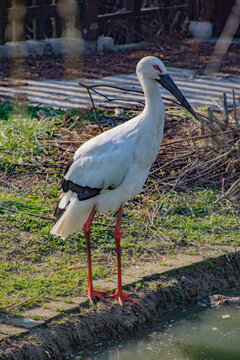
[148,92,240,203]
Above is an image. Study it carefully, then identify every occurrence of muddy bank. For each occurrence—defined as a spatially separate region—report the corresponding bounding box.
[0,252,240,360]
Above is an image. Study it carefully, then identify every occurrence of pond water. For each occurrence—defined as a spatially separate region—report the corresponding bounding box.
[68,292,240,360]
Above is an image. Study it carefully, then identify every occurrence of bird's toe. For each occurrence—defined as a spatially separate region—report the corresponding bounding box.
[88,288,109,303]
[111,291,140,306]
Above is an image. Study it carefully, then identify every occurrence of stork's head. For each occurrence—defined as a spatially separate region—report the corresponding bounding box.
[136,56,199,120]
[136,56,168,79]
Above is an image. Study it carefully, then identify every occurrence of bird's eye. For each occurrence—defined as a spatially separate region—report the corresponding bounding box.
[153,64,162,73]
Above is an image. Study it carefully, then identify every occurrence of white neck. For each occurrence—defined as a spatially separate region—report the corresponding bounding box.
[134,72,165,169]
[138,74,164,121]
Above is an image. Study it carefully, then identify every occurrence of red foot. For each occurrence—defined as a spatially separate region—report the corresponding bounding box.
[87,288,109,303]
[111,291,140,306]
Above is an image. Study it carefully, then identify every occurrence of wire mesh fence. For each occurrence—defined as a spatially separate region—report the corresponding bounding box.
[0,0,82,44]
[2,0,233,46]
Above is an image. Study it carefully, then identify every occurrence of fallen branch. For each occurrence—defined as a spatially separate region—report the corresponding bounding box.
[214,178,240,204]
[86,87,104,132]
[7,294,41,312]
[160,129,239,147]
[0,205,54,221]
[79,81,195,109]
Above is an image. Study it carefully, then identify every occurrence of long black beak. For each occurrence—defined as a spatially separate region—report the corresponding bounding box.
[156,74,199,120]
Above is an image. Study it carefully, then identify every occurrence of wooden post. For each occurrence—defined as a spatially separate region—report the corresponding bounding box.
[55,0,62,38]
[201,0,216,21]
[232,89,239,127]
[0,0,7,44]
[126,0,142,43]
[219,93,229,126]
[35,0,46,40]
[83,0,99,41]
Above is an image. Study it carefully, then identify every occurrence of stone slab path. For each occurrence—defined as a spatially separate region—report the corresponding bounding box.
[1,67,240,110]
[0,246,238,342]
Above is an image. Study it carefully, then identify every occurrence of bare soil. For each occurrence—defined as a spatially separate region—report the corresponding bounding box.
[1,35,240,81]
[0,251,239,360]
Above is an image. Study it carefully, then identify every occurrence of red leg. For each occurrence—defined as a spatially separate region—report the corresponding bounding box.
[111,205,139,306]
[83,206,108,303]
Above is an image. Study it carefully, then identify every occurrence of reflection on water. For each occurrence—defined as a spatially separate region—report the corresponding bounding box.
[69,293,240,360]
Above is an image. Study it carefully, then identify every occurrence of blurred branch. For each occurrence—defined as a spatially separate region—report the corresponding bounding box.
[205,0,240,74]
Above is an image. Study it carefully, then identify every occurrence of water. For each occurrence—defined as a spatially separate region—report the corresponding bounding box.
[68,294,240,360]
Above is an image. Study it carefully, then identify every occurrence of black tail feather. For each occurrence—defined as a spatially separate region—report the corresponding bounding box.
[54,200,70,222]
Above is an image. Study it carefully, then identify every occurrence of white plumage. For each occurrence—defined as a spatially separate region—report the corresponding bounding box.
[51,56,198,305]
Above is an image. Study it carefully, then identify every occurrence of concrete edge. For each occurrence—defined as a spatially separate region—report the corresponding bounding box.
[0,251,239,360]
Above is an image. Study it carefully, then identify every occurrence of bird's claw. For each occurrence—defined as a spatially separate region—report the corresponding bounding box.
[88,288,109,303]
[111,291,140,306]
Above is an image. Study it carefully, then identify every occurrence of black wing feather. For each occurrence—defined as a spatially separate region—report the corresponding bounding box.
[61,179,101,200]
[54,157,102,221]
[64,157,74,175]
[54,181,101,222]
[61,156,102,200]
[54,156,115,222]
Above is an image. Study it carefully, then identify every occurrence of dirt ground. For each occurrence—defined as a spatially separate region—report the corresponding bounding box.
[1,35,240,81]
[0,251,239,360]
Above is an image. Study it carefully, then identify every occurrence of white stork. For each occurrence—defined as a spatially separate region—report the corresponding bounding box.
[51,56,199,306]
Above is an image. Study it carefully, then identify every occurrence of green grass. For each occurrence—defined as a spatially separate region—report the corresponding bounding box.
[0,105,69,172]
[0,103,239,311]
